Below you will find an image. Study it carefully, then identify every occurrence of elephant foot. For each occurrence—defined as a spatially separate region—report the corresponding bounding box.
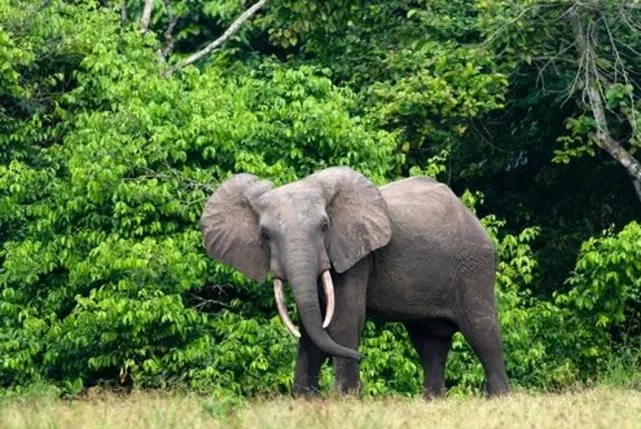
[334,385,362,398]
[486,384,511,398]
[292,385,322,400]
[483,377,511,398]
[422,388,446,401]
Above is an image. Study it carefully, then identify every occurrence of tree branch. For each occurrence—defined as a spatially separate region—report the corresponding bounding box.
[188,294,234,311]
[167,0,268,75]
[632,177,641,202]
[140,0,154,33]
[120,0,127,25]
[587,83,641,180]
[161,0,179,59]
[570,9,641,198]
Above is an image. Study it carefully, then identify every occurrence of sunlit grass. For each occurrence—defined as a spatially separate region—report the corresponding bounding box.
[1,387,641,429]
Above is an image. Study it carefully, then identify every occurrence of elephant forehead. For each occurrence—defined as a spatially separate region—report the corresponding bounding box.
[256,188,325,221]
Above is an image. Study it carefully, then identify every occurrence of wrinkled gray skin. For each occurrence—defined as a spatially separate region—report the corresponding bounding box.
[200,167,510,398]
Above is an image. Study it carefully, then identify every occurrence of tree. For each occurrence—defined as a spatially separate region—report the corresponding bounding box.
[2,0,639,396]
[480,0,641,202]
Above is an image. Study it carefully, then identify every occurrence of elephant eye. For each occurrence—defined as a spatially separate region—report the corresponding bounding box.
[260,229,270,241]
[320,221,329,232]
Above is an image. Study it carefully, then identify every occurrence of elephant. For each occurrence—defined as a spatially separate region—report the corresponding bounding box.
[200,166,510,398]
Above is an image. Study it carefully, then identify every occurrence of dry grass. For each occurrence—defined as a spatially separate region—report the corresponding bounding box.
[1,388,641,429]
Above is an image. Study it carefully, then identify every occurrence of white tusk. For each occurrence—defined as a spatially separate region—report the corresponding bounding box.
[321,271,335,329]
[273,279,301,338]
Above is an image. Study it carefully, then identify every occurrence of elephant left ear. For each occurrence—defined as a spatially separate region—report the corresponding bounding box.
[309,167,392,273]
[200,174,272,283]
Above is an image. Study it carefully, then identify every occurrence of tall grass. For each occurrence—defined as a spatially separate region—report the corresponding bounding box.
[1,387,641,429]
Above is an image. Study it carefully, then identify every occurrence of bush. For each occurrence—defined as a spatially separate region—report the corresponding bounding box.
[1,0,639,397]
[0,0,402,394]
[558,222,641,340]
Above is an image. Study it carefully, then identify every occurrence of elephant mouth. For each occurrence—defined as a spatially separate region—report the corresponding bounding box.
[273,270,335,338]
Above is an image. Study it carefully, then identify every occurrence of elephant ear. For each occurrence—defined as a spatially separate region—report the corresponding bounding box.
[309,167,392,273]
[200,174,272,283]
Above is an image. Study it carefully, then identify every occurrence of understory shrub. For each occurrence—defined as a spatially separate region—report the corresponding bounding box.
[1,0,638,397]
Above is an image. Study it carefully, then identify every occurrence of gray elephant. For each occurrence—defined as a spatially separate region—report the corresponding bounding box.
[200,167,510,397]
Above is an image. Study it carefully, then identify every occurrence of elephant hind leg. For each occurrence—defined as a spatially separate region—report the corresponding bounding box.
[455,251,510,397]
[456,312,510,397]
[405,321,454,399]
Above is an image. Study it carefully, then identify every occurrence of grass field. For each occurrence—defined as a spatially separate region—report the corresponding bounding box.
[1,387,641,429]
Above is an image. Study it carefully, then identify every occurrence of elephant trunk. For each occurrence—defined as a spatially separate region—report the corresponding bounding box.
[286,249,363,361]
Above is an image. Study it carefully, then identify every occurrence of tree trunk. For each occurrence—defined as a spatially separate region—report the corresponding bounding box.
[140,0,153,33]
[571,10,641,202]
[585,83,641,184]
[120,0,127,24]
[632,178,641,203]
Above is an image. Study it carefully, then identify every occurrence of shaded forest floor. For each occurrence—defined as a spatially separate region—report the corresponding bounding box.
[2,387,641,429]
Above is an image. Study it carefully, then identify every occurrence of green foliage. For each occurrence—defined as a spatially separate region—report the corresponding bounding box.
[461,0,641,297]
[2,0,641,398]
[0,0,399,394]
[559,222,641,336]
[360,322,421,396]
[601,346,641,390]
[254,0,509,178]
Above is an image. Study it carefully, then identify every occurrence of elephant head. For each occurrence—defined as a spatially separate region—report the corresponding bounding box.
[200,167,392,360]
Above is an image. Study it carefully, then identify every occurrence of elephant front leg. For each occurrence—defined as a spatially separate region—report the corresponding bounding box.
[332,356,361,394]
[328,261,368,395]
[293,327,327,398]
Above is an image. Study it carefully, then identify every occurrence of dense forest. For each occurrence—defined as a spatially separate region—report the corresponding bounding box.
[1,0,641,397]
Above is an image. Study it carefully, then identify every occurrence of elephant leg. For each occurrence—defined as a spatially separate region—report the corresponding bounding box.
[329,310,365,394]
[292,327,328,398]
[456,312,510,397]
[405,323,453,399]
[327,260,368,395]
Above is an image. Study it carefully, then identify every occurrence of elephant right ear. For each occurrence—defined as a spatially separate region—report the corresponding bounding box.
[200,174,272,283]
